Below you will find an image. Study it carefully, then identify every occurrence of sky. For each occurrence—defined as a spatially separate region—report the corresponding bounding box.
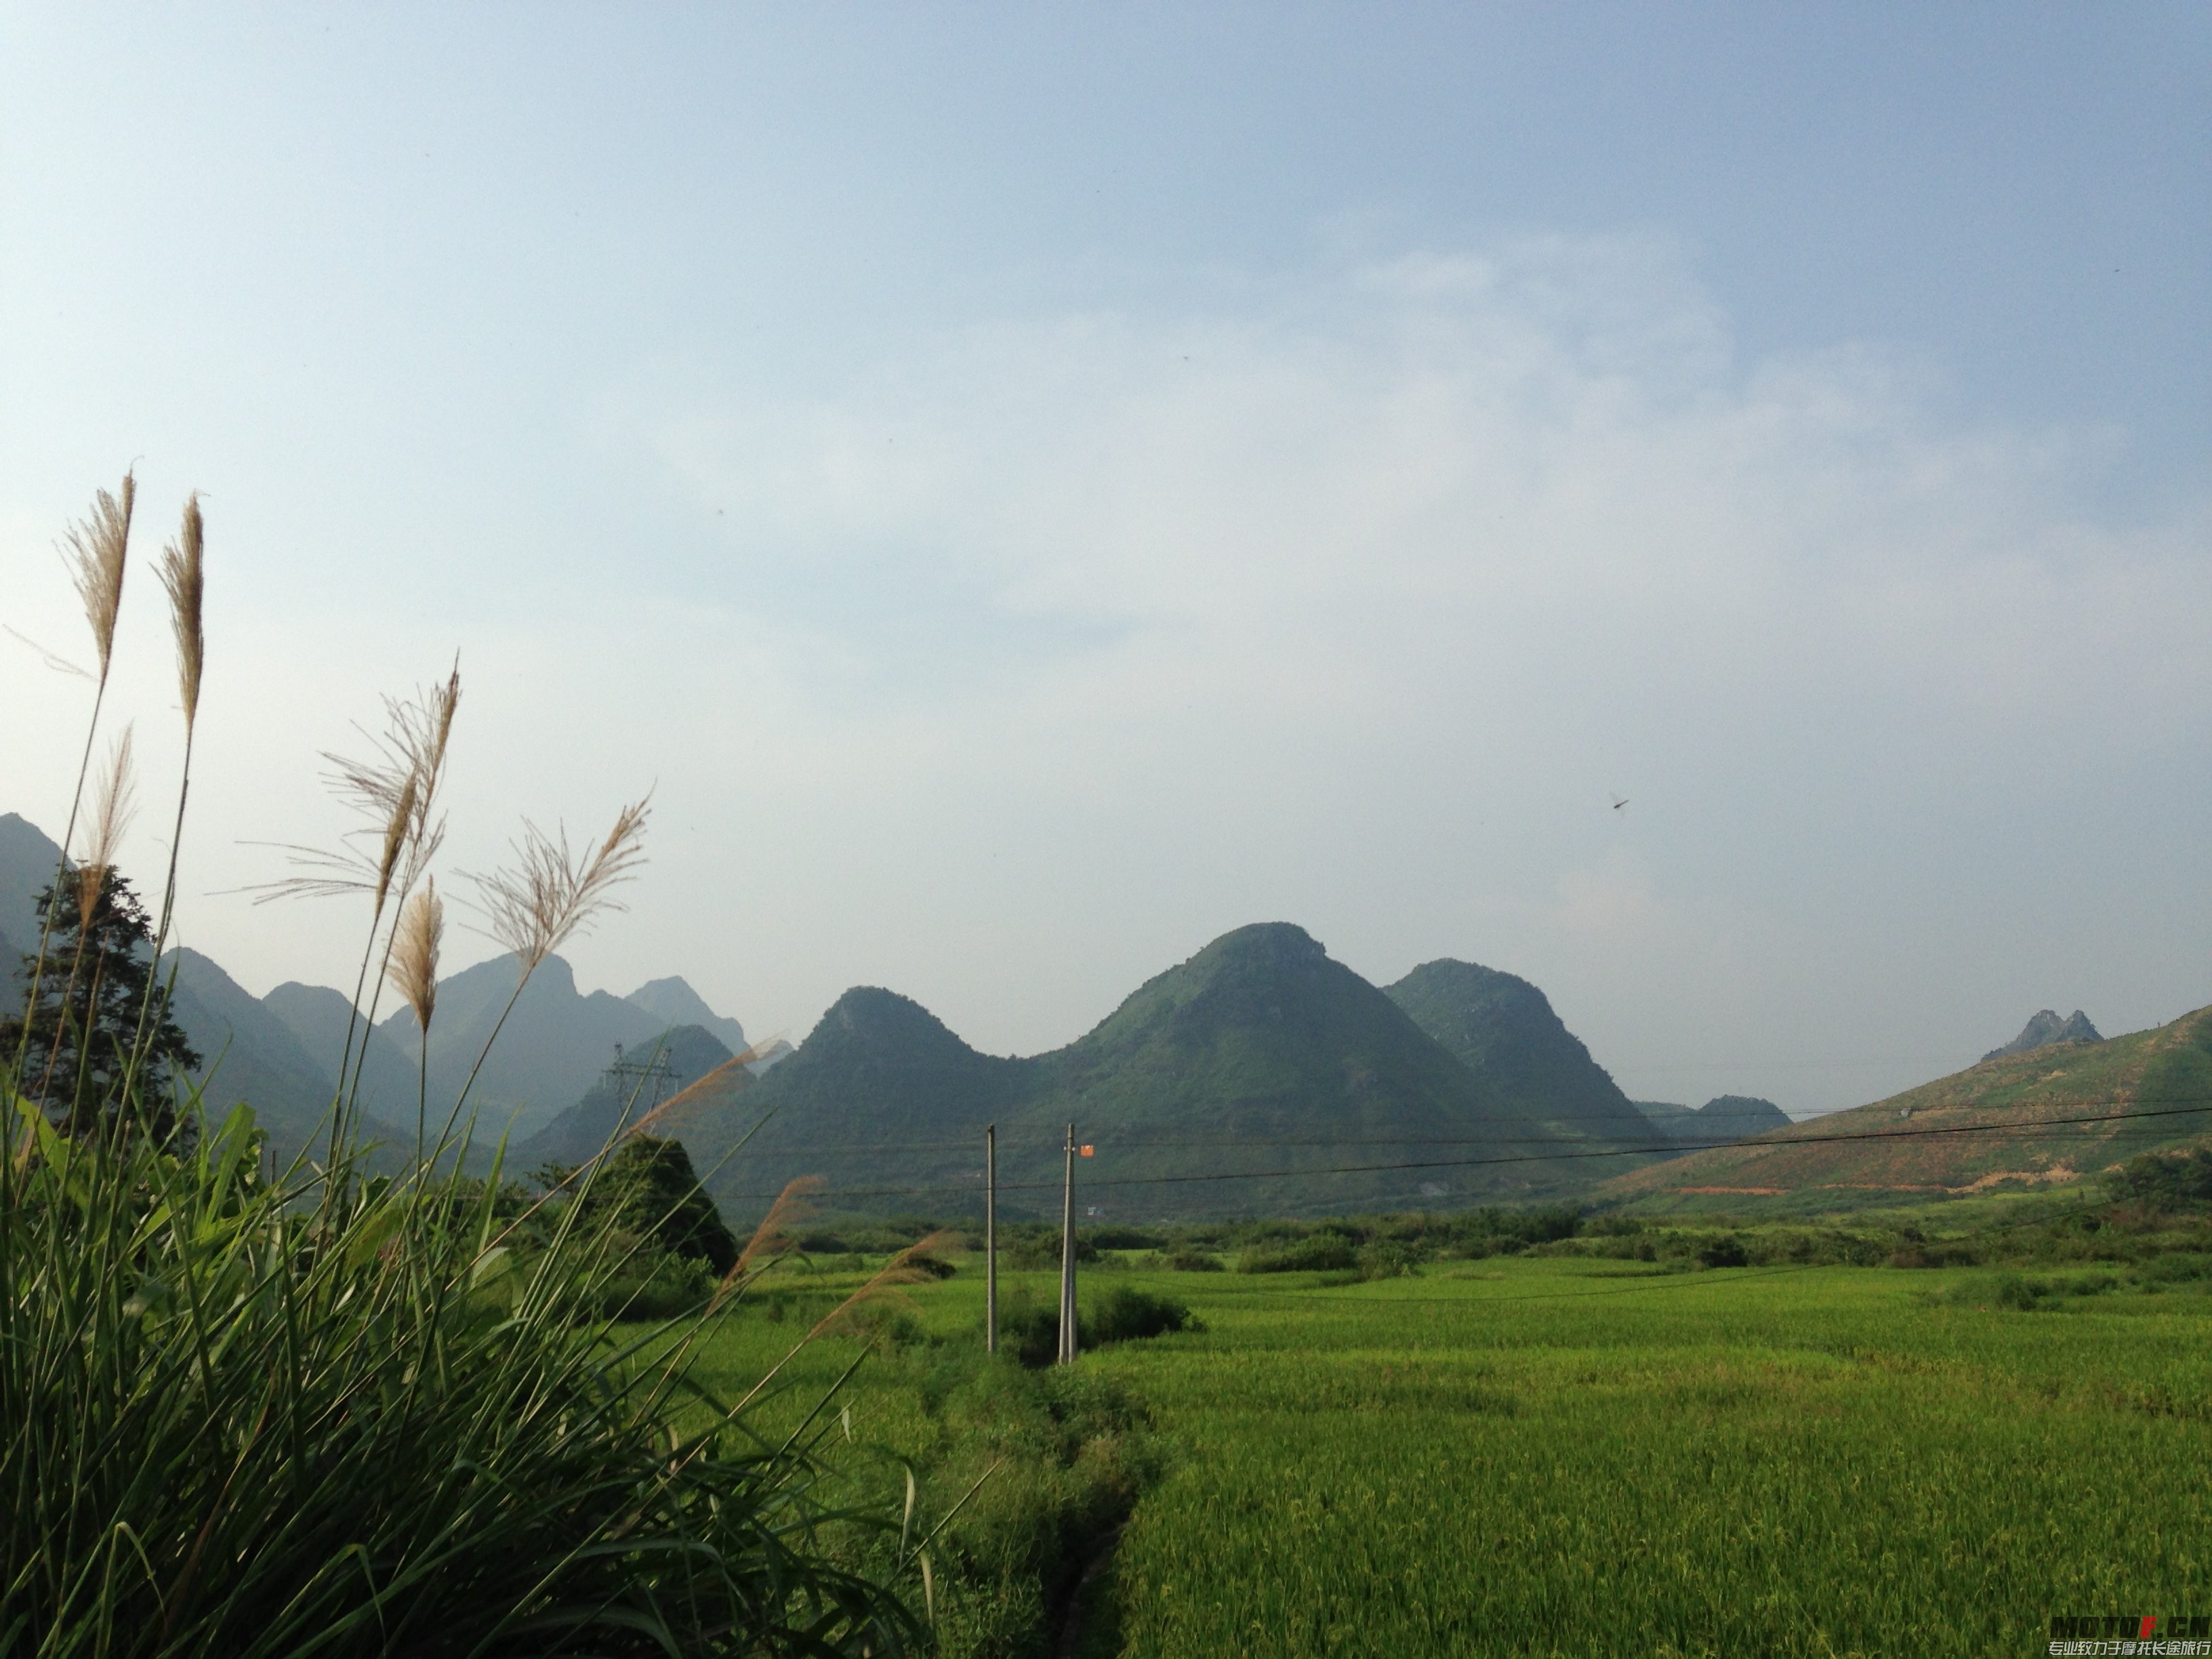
[2,4,2207,1116]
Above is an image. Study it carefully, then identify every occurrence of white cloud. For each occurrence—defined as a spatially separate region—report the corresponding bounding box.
[9,236,2204,1115]
[615,236,2210,1108]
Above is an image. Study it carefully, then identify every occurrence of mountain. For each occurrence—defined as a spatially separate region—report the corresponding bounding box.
[0,812,61,948]
[1635,1096,1790,1139]
[625,977,747,1056]
[263,980,422,1129]
[1696,1094,1790,1135]
[1984,1009,2104,1063]
[679,924,1614,1223]
[520,1023,738,1167]
[160,948,410,1162]
[0,813,64,1001]
[0,920,20,1006]
[1382,959,1654,1145]
[379,953,674,1139]
[1635,1101,1699,1141]
[1603,1005,2212,1212]
[1631,1095,1789,1147]
[746,1037,795,1072]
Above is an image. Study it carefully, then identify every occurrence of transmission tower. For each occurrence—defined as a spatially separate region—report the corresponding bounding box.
[604,1042,681,1117]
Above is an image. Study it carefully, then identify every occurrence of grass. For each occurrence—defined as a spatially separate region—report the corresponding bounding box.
[682,1240,2212,1657]
[5,475,922,1655]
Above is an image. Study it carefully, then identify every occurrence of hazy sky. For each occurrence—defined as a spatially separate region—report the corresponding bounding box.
[3,5,2207,1115]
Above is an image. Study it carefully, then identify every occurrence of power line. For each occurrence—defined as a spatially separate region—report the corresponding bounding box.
[719,1095,2212,1158]
[702,1097,2212,1203]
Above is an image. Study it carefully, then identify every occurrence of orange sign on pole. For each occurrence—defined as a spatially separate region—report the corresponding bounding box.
[1080,1145,1094,1158]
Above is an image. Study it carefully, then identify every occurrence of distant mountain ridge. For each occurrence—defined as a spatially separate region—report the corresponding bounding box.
[1382,959,1655,1145]
[1605,1005,2212,1212]
[625,977,747,1057]
[1984,1009,2103,1063]
[521,1023,739,1167]
[1,809,754,1158]
[1634,1095,1791,1147]
[673,924,1662,1223]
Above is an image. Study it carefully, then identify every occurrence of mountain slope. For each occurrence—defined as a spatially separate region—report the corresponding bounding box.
[161,949,409,1162]
[263,981,422,1130]
[1632,1095,1790,1147]
[380,953,669,1137]
[0,813,61,949]
[1604,1005,2212,1212]
[1984,1009,2104,1063]
[520,1023,738,1167]
[691,924,1597,1223]
[625,977,747,1056]
[1383,959,1654,1144]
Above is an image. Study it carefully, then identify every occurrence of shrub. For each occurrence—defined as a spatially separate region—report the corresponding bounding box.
[2108,1147,2212,1212]
[1162,1247,1225,1272]
[1085,1225,1164,1250]
[995,1294,1064,1369]
[1086,1285,1200,1344]
[569,1134,739,1271]
[1238,1233,1359,1274]
[989,1286,1200,1366]
[1698,1235,1750,1269]
[1355,1240,1420,1279]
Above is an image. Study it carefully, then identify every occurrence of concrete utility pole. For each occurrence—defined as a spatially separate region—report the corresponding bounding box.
[985,1124,998,1355]
[1059,1122,1078,1364]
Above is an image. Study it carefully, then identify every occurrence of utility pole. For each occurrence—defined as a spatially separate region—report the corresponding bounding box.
[1059,1122,1078,1365]
[985,1124,998,1355]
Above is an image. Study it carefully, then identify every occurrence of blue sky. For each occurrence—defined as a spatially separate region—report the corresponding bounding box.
[3,5,2207,1113]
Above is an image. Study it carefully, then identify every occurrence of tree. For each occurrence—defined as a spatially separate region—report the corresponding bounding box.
[571,1135,738,1273]
[3,868,201,1143]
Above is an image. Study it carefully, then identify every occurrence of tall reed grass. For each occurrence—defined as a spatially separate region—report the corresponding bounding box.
[3,476,920,1656]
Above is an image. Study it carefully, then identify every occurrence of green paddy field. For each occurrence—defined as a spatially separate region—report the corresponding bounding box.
[674,1238,2212,1658]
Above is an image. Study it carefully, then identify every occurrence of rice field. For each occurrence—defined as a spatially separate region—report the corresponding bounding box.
[686,1252,2212,1657]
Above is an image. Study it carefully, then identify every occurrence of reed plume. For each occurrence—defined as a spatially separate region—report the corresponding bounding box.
[386,878,442,1033]
[251,667,461,909]
[808,1229,959,1340]
[373,772,417,920]
[626,1036,773,1140]
[77,726,138,928]
[240,668,461,1171]
[708,1175,825,1313]
[426,797,651,1167]
[468,796,651,975]
[64,471,134,687]
[136,495,208,1052]
[15,475,138,1073]
[158,495,205,735]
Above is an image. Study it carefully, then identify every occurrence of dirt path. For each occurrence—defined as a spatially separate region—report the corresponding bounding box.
[1053,1518,1129,1659]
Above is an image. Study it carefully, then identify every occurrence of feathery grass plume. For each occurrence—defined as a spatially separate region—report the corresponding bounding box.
[468,795,652,975]
[627,1036,773,1140]
[709,1175,826,1313]
[428,796,651,1165]
[77,726,138,926]
[386,878,442,1033]
[809,1229,960,1340]
[158,494,205,735]
[373,771,416,918]
[15,474,139,1069]
[63,470,134,686]
[249,668,460,907]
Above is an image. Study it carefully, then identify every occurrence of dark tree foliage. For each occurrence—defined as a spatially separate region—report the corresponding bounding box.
[2107,1147,2212,1212]
[2,870,200,1143]
[573,1134,739,1273]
